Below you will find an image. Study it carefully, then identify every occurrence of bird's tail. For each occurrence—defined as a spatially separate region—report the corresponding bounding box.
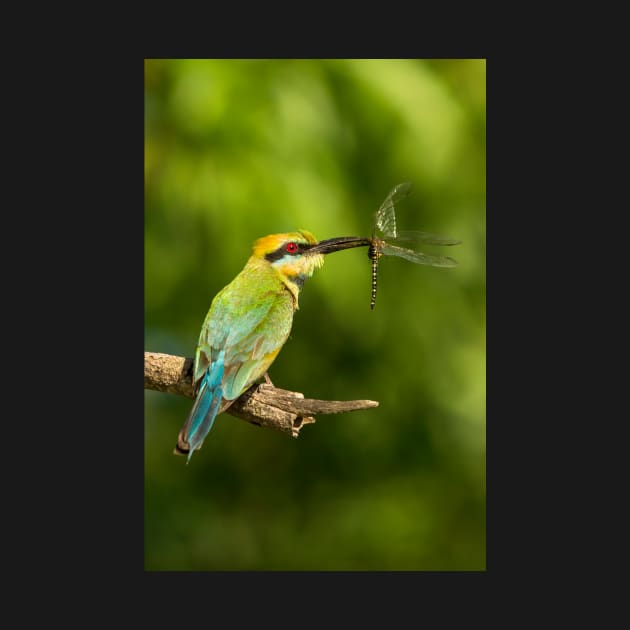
[174,352,225,463]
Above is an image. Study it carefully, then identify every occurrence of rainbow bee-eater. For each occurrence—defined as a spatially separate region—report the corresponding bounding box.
[175,229,367,462]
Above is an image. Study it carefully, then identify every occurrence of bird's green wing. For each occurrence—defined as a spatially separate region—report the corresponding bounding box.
[220,291,294,400]
[194,264,295,399]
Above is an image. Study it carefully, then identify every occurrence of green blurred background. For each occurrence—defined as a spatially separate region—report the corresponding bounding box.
[144,58,485,570]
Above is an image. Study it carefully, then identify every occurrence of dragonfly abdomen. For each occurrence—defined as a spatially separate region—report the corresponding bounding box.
[368,242,381,310]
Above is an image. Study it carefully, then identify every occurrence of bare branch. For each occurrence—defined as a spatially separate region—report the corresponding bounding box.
[144,351,379,437]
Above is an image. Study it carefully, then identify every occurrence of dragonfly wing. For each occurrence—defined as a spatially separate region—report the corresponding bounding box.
[380,243,458,267]
[393,230,462,246]
[373,181,412,238]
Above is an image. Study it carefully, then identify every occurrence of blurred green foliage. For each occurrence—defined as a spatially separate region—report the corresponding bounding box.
[145,59,485,570]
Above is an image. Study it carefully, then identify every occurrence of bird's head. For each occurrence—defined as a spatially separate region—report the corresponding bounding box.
[252,230,369,304]
[254,229,324,285]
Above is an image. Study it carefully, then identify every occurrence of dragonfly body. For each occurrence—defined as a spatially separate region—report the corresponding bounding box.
[368,242,381,307]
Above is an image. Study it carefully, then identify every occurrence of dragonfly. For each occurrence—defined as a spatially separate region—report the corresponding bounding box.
[309,181,461,309]
[367,181,461,309]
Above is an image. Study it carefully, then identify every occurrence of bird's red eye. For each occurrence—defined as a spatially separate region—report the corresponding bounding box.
[285,242,298,254]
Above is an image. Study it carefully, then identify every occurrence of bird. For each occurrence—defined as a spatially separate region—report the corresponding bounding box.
[175,229,368,462]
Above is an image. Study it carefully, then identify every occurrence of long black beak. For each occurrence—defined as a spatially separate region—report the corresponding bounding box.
[308,236,371,255]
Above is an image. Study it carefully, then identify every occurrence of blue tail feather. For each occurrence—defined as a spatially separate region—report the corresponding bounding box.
[183,352,225,463]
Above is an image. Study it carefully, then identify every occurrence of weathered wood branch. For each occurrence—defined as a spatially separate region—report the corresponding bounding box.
[144,351,379,438]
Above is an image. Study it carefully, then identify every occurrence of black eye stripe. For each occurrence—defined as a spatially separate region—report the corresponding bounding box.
[264,242,310,262]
